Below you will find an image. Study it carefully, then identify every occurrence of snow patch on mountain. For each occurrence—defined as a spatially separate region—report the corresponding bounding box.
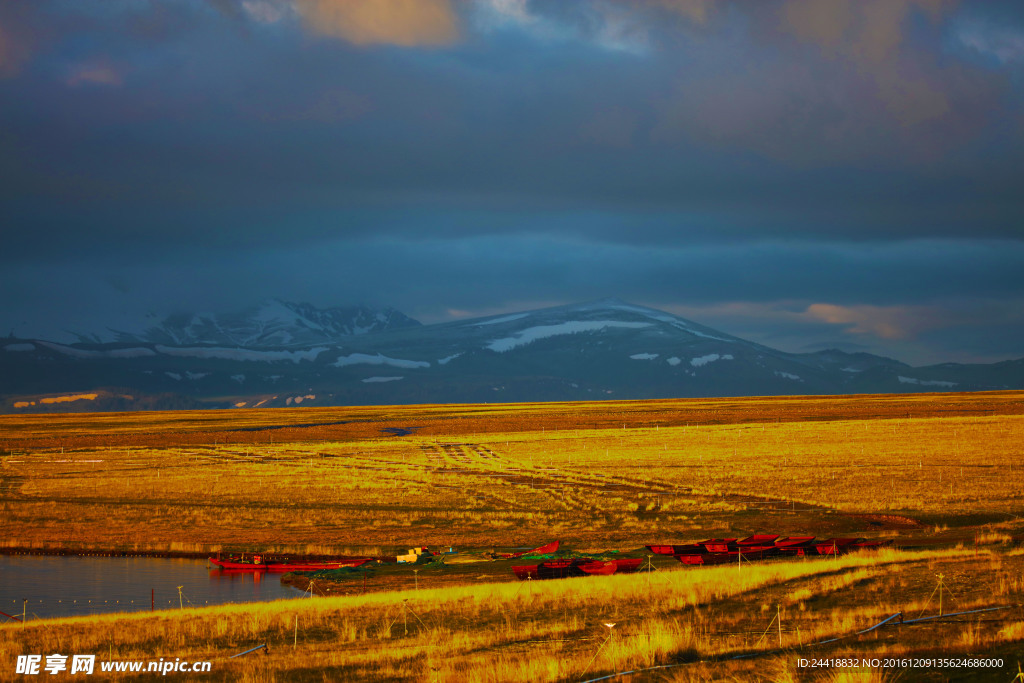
[690,353,733,367]
[333,353,429,369]
[630,353,659,360]
[775,371,802,381]
[155,345,328,363]
[898,376,957,387]
[185,371,209,380]
[362,376,404,383]
[487,321,651,352]
[576,299,734,342]
[666,357,681,366]
[438,353,462,365]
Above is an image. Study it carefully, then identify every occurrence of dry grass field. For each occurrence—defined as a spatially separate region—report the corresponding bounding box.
[2,391,1024,680]
[2,392,1023,554]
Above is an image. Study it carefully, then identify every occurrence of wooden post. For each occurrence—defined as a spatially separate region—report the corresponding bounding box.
[777,605,783,648]
[938,574,943,616]
[293,615,298,649]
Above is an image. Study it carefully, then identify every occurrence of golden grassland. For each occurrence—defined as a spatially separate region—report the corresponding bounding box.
[2,547,1023,681]
[2,392,1024,680]
[2,392,1023,552]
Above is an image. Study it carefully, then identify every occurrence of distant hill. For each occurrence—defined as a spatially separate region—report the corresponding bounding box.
[69,299,421,347]
[2,298,1022,412]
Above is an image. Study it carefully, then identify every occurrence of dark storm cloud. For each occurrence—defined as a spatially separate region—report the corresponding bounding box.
[2,0,1023,364]
[3,0,1024,260]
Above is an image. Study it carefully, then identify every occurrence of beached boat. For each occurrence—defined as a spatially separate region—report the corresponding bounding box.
[496,540,560,559]
[645,543,707,555]
[512,557,643,580]
[700,538,738,553]
[208,556,371,572]
[737,534,780,546]
[813,538,862,555]
[773,536,817,555]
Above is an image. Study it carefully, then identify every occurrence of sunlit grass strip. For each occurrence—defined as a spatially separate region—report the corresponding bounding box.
[0,547,983,682]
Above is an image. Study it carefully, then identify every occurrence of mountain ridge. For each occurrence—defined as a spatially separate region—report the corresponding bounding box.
[69,299,421,347]
[2,298,1021,413]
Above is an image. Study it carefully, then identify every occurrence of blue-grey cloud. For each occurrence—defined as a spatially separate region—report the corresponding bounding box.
[2,0,1024,365]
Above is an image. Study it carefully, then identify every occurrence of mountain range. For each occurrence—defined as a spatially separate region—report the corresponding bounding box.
[69,299,421,346]
[2,298,1022,413]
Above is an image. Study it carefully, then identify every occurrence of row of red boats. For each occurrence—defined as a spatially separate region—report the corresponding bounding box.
[509,534,888,581]
[647,534,889,566]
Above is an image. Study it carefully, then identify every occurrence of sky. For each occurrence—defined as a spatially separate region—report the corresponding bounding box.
[2,0,1024,365]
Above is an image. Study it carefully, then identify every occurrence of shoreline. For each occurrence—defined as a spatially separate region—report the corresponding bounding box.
[0,546,209,560]
[0,546,396,562]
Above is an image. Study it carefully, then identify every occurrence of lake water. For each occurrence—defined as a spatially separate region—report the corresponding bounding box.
[0,555,306,622]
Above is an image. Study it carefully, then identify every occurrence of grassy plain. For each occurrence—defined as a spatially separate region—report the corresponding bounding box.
[2,392,1024,680]
[2,392,1023,553]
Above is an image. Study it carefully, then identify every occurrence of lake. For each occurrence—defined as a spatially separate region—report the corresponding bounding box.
[0,555,306,622]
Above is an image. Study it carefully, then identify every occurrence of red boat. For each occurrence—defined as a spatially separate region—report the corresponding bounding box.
[813,538,862,555]
[209,556,371,572]
[646,543,707,556]
[608,558,643,573]
[738,534,779,546]
[512,557,643,580]
[577,560,620,576]
[701,538,738,553]
[773,536,817,556]
[512,559,573,580]
[496,540,560,559]
[646,545,678,555]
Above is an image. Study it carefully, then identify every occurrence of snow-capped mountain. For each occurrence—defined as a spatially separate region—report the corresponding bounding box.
[2,298,1021,412]
[74,300,421,347]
